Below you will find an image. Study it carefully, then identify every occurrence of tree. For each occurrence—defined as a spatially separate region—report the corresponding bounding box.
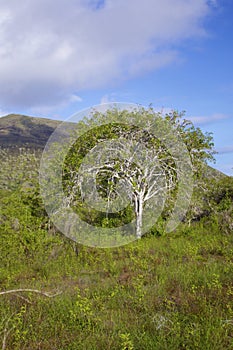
[61,107,215,239]
[65,127,176,238]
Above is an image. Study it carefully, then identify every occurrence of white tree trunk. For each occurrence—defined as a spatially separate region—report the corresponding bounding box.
[135,197,143,239]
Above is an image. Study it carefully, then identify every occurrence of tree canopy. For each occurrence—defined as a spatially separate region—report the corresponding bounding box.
[58,107,215,241]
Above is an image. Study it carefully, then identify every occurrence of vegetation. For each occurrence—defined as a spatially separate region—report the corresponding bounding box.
[62,108,215,238]
[0,112,233,349]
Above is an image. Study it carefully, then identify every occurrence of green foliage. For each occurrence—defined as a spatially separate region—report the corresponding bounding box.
[119,332,134,350]
[0,147,40,190]
[165,110,216,170]
[62,108,216,234]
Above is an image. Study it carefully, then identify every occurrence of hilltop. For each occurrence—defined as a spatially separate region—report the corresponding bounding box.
[0,114,61,148]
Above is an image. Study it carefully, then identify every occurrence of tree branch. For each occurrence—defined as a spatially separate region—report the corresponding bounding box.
[0,289,62,298]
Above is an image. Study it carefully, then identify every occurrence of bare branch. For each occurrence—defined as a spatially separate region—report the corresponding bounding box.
[0,289,62,298]
[11,294,33,304]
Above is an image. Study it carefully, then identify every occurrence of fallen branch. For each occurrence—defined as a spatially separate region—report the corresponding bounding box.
[11,294,32,304]
[0,289,62,298]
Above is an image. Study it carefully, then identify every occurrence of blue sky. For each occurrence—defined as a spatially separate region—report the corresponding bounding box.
[0,0,232,175]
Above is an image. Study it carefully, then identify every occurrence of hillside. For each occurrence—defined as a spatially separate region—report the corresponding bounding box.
[0,114,61,148]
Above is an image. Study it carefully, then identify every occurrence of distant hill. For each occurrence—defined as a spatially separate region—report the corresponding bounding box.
[0,114,61,148]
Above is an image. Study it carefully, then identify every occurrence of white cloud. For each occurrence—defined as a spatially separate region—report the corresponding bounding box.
[188,113,229,125]
[0,0,214,110]
[69,94,83,103]
[127,51,179,77]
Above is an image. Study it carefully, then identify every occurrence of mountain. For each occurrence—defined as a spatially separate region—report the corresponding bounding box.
[0,114,61,148]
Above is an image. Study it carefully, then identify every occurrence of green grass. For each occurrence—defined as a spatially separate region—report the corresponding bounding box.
[1,222,233,349]
[0,148,232,349]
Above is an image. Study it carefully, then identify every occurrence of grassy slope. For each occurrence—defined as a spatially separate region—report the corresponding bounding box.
[0,166,233,349]
[1,199,233,349]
